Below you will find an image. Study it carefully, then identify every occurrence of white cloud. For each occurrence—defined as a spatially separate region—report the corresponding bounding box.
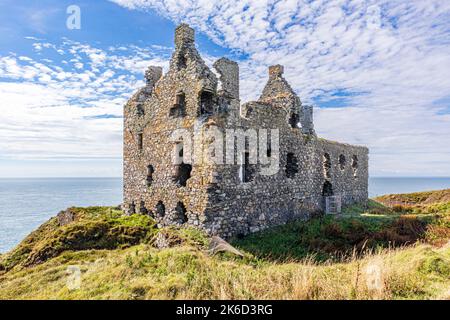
[0,41,171,165]
[1,1,450,177]
[110,0,450,176]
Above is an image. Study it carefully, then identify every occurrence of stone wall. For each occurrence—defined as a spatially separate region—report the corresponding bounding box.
[123,24,369,239]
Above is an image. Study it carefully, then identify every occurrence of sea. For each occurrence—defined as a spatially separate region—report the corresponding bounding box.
[0,177,449,253]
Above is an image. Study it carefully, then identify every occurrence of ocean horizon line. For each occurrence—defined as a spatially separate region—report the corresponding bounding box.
[1,176,450,179]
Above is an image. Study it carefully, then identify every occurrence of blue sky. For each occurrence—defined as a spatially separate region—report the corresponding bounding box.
[0,0,449,177]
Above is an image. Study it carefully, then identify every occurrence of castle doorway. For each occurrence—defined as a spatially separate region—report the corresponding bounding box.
[322,181,340,214]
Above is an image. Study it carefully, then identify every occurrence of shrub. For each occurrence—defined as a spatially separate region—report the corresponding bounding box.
[392,205,405,212]
[374,216,426,245]
[368,208,390,215]
[425,225,450,246]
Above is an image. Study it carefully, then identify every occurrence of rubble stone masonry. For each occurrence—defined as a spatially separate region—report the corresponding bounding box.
[123,24,369,238]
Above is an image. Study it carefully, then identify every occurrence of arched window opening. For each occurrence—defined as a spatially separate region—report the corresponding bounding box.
[322,181,334,196]
[352,155,358,177]
[156,201,165,218]
[323,153,331,179]
[139,200,148,215]
[146,165,154,186]
[175,201,188,224]
[169,92,186,117]
[339,154,346,170]
[199,90,214,115]
[285,152,299,178]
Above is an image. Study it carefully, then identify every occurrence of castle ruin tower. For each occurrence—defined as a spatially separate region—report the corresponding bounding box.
[122,24,369,238]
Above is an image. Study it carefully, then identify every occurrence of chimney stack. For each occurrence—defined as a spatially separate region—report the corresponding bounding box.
[268,65,284,79]
[175,23,195,48]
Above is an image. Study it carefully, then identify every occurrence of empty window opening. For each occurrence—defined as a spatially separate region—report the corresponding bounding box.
[245,105,254,117]
[137,133,143,150]
[176,92,186,109]
[266,135,272,157]
[285,152,299,178]
[136,103,145,116]
[322,181,334,196]
[288,113,299,128]
[177,51,187,69]
[217,99,229,113]
[200,91,214,115]
[323,153,331,179]
[240,152,255,183]
[339,154,346,170]
[352,155,358,177]
[129,201,136,214]
[169,92,186,117]
[174,162,192,187]
[146,165,154,186]
[172,142,186,165]
[156,201,165,217]
[175,201,188,224]
[139,200,148,215]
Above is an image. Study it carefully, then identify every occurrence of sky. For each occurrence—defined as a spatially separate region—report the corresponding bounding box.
[0,0,449,178]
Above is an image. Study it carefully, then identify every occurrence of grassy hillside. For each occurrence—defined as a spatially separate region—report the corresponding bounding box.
[0,190,449,300]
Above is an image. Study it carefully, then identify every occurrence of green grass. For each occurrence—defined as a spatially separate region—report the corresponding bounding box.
[232,211,447,262]
[0,207,157,271]
[0,190,449,300]
[232,195,450,263]
[0,242,448,300]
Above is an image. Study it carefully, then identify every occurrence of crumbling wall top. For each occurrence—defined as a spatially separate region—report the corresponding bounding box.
[213,57,239,99]
[145,66,163,88]
[259,65,296,102]
[268,65,284,79]
[175,23,195,48]
[301,104,315,135]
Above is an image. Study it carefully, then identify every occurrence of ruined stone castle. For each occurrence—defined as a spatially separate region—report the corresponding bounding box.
[123,24,368,238]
